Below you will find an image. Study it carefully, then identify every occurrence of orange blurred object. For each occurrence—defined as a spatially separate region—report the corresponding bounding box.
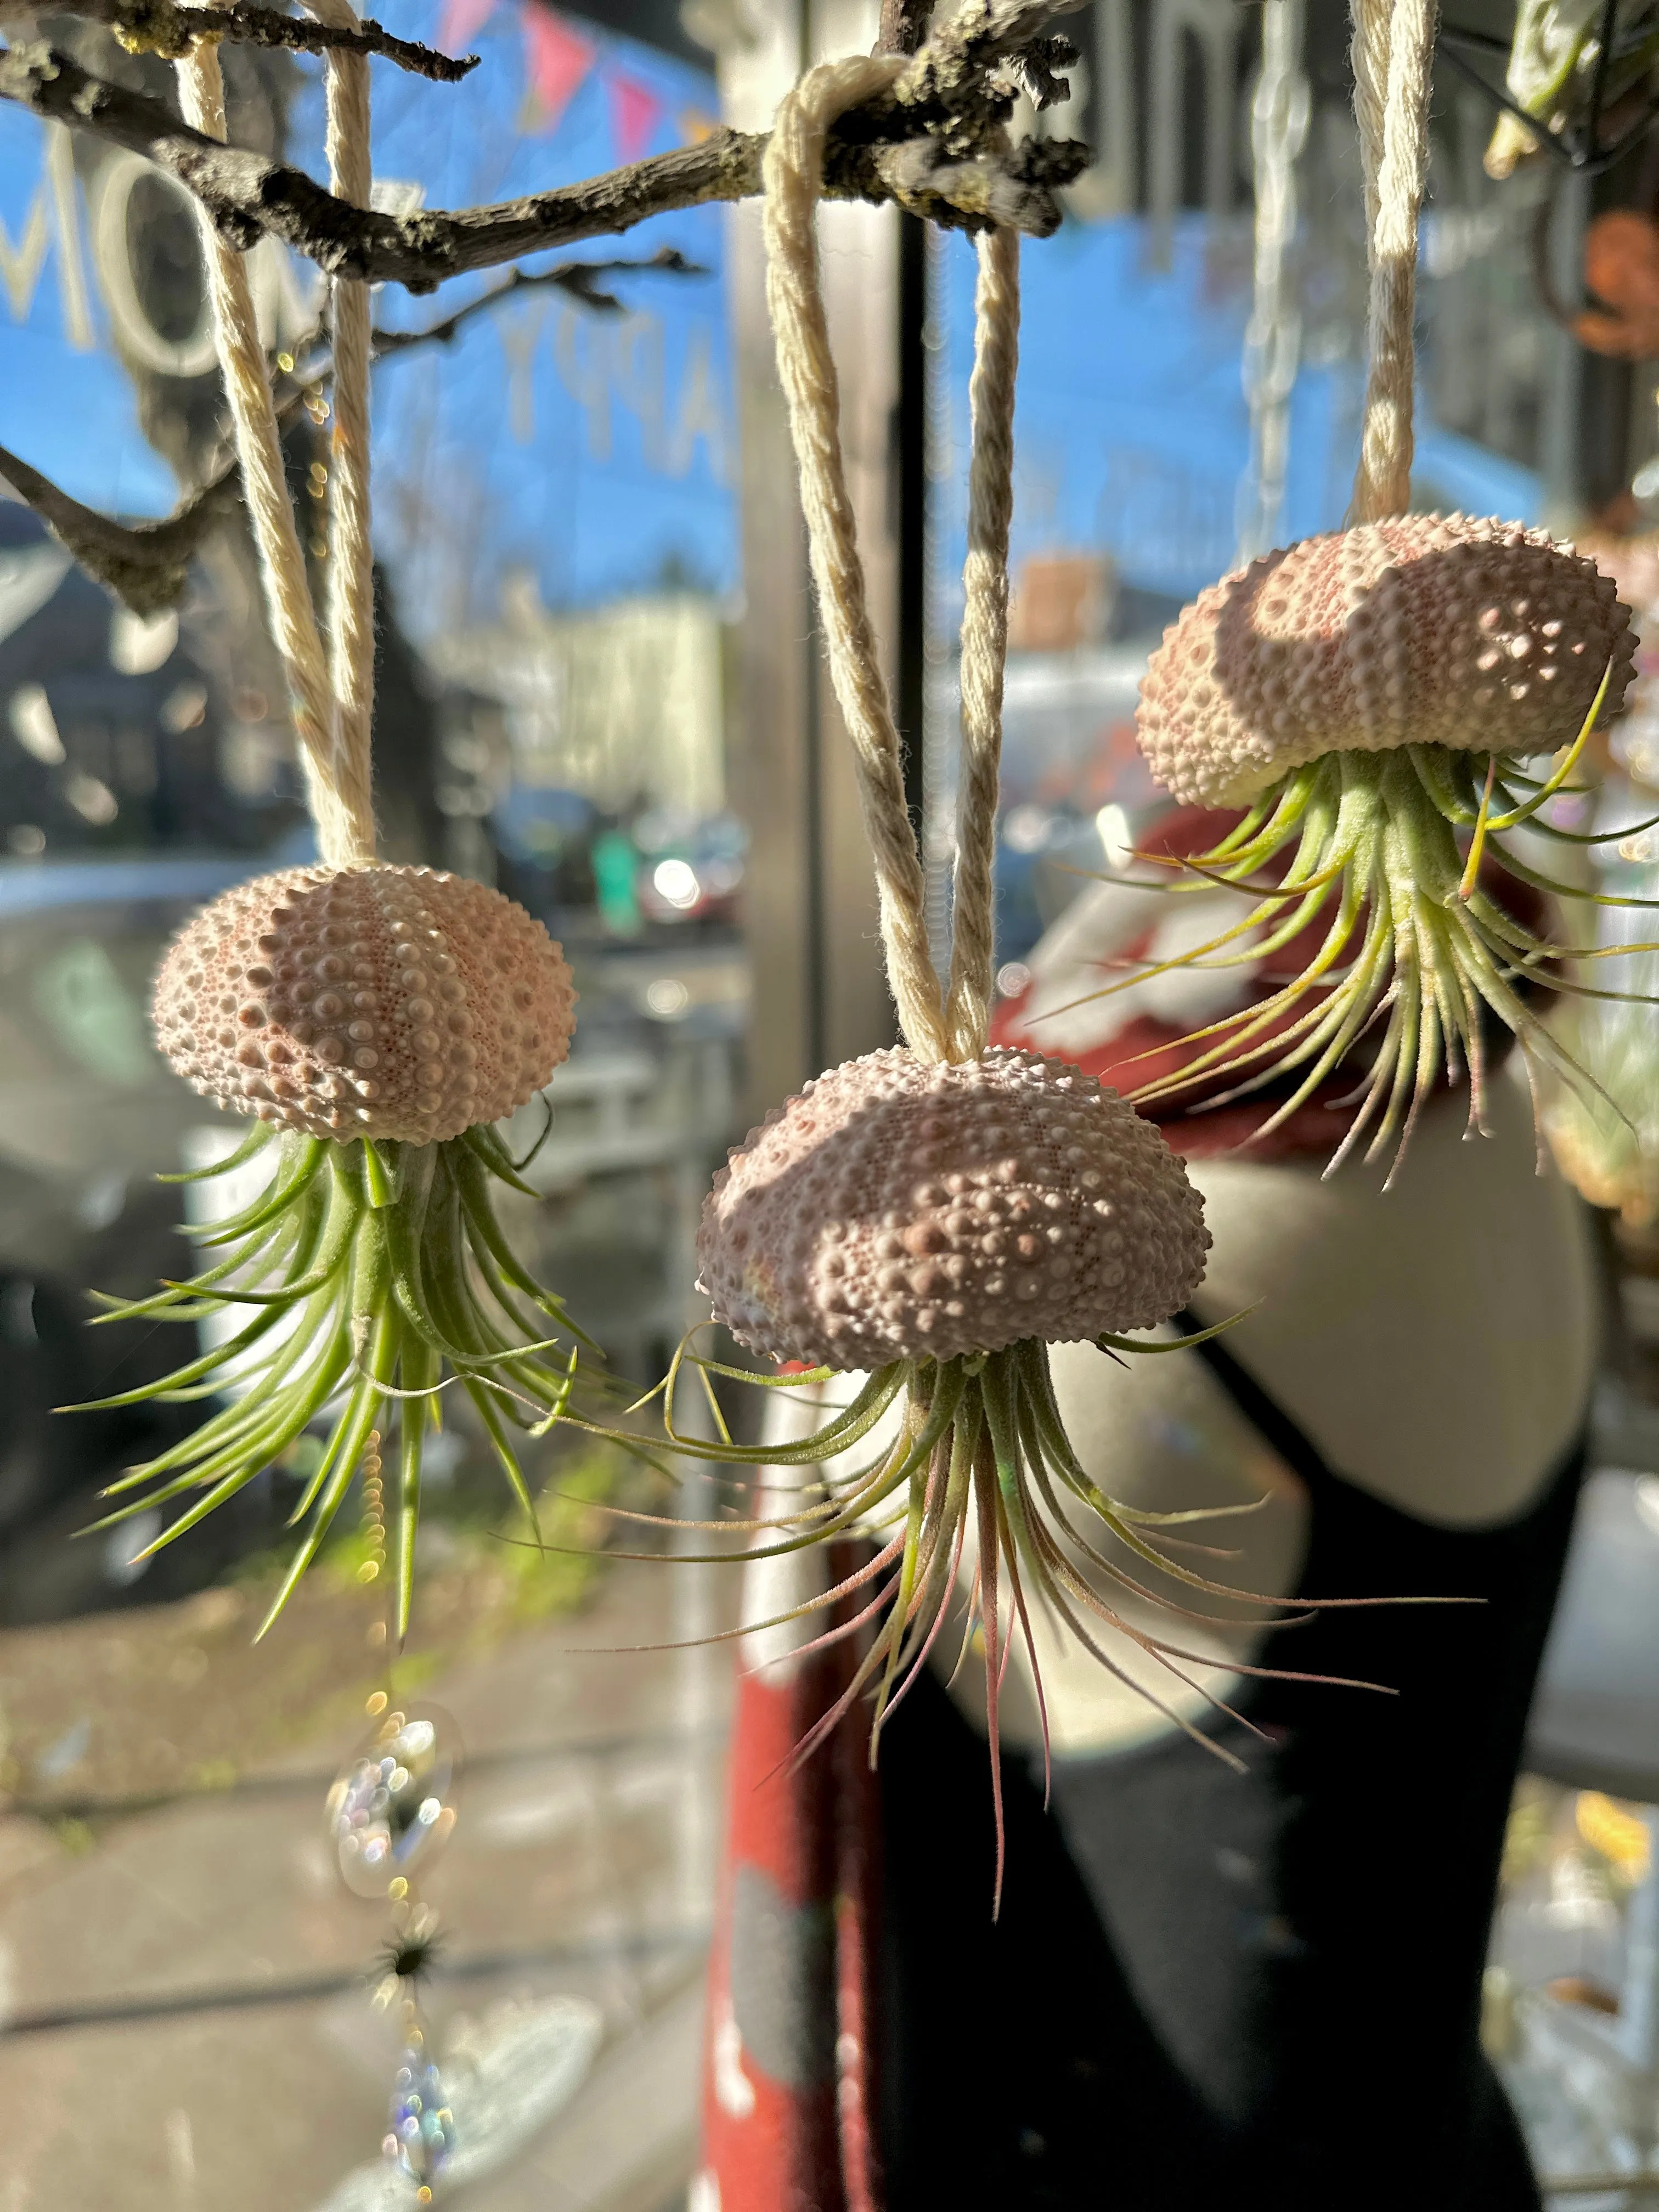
[1575,209,1659,357]
[1007,551,1114,653]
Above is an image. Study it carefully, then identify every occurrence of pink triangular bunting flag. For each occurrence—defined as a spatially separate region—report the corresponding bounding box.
[608,70,663,166]
[438,0,496,53]
[522,4,596,135]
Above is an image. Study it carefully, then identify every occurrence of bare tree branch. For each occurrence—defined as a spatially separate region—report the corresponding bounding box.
[0,0,1090,291]
[0,0,478,81]
[0,438,235,614]
[0,252,704,612]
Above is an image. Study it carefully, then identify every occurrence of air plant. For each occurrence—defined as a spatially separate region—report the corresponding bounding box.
[78,862,589,1640]
[1124,511,1655,1174]
[1542,935,1659,1223]
[633,1042,1346,1900]
[56,27,606,1646]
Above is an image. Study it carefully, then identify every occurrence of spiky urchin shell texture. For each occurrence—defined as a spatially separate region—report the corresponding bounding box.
[697,1047,1210,1371]
[1136,514,1637,808]
[153,865,575,1144]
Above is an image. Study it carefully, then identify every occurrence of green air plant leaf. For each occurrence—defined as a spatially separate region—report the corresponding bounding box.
[77,862,598,1642]
[1121,512,1656,1180]
[81,1127,598,1645]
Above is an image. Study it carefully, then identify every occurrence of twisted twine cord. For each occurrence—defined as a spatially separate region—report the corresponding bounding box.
[945,225,1019,1063]
[177,15,376,867]
[763,58,947,1062]
[1237,0,1308,565]
[309,0,377,816]
[1349,0,1438,525]
[763,59,1020,1066]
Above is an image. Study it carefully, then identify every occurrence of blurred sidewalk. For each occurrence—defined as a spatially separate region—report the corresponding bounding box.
[0,1556,731,2211]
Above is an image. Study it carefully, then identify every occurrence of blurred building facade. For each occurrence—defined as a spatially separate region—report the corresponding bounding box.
[430,583,726,819]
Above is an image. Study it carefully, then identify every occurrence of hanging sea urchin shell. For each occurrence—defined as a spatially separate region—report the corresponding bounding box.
[1111,515,1655,1175]
[92,865,586,1644]
[698,1046,1208,1369]
[153,865,575,1146]
[1137,514,1636,809]
[674,1047,1231,1905]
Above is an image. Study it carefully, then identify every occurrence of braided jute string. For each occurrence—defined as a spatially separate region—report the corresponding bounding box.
[1348,0,1438,524]
[763,60,1021,1067]
[309,0,377,805]
[946,224,1019,1063]
[177,15,377,868]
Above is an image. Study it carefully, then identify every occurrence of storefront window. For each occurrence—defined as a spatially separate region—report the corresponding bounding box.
[3,1,1659,2202]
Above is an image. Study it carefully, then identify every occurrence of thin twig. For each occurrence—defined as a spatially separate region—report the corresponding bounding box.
[0,0,476,81]
[0,0,1090,610]
[370,246,706,352]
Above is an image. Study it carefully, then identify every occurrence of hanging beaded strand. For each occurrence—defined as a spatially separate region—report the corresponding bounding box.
[323,1430,461,2197]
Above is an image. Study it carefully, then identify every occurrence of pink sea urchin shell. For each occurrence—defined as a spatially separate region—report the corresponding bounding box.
[153,865,575,1144]
[697,1046,1209,1371]
[1136,514,1637,808]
